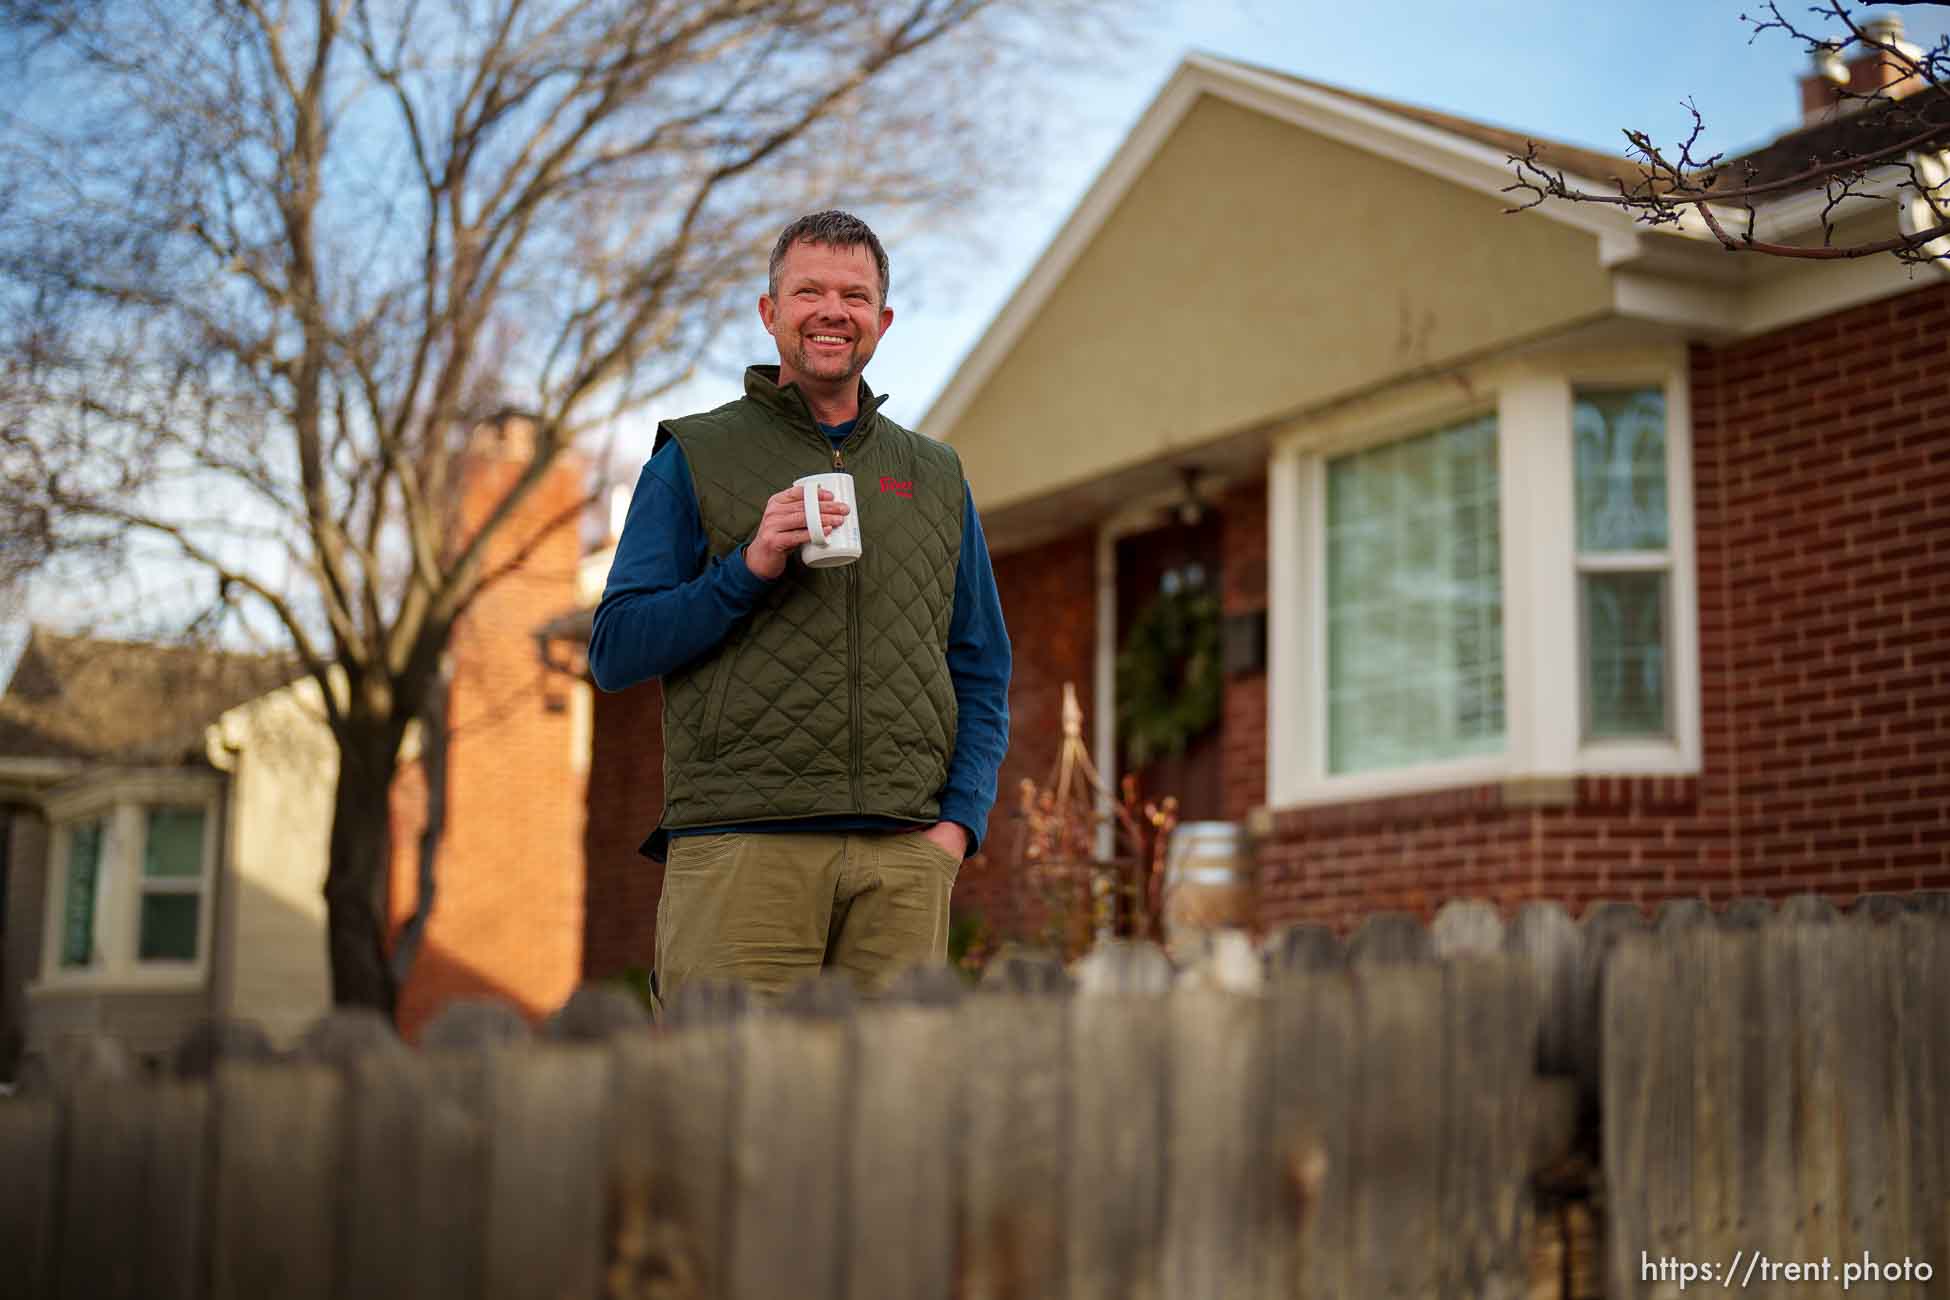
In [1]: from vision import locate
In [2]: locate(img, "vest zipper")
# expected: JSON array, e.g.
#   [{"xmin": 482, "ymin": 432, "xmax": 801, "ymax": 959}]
[{"xmin": 847, "ymin": 562, "xmax": 864, "ymax": 810}]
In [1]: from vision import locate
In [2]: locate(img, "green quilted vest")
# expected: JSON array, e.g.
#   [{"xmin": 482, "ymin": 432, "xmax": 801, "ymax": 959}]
[{"xmin": 658, "ymin": 366, "xmax": 964, "ymax": 831}]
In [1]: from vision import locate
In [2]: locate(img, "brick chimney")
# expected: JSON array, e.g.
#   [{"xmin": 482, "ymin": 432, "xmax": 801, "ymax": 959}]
[
  {"xmin": 1799, "ymin": 13, "xmax": 1928, "ymax": 125},
  {"xmin": 389, "ymin": 412, "xmax": 591, "ymax": 1039}
]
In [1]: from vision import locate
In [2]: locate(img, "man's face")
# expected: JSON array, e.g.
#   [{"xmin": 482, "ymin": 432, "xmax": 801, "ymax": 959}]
[{"xmin": 759, "ymin": 239, "xmax": 893, "ymax": 392}]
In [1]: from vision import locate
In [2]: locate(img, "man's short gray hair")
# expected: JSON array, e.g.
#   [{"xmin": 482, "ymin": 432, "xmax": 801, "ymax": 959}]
[{"xmin": 767, "ymin": 211, "xmax": 890, "ymax": 306}]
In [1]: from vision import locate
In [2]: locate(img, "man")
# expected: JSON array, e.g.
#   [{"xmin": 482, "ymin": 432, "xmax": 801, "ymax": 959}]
[{"xmin": 588, "ymin": 210, "xmax": 1011, "ymax": 1011}]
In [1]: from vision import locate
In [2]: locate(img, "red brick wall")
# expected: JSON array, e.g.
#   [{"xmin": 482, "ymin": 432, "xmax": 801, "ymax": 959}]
[
  {"xmin": 1702, "ymin": 282, "xmax": 1950, "ymax": 898},
  {"xmin": 574, "ymin": 526, "xmax": 1104, "ymax": 966},
  {"xmin": 965, "ymin": 528, "xmax": 1099, "ymax": 938},
  {"xmin": 581, "ymin": 680, "xmax": 665, "ymax": 981},
  {"xmin": 1220, "ymin": 480, "xmax": 1270, "ymax": 823},
  {"xmin": 1243, "ymin": 280, "xmax": 1950, "ymax": 931},
  {"xmin": 389, "ymin": 426, "xmax": 589, "ymax": 1038}
]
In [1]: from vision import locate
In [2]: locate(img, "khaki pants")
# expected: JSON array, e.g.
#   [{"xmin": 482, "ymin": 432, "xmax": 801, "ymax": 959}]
[{"xmin": 653, "ymin": 830, "xmax": 960, "ymax": 1013}]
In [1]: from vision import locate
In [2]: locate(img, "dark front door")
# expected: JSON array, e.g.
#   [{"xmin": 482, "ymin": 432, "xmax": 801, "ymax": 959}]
[{"xmin": 1115, "ymin": 512, "xmax": 1225, "ymax": 823}]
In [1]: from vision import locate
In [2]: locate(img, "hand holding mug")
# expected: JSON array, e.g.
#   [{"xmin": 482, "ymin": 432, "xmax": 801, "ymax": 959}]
[
  {"xmin": 745, "ymin": 482, "xmax": 851, "ymax": 581},
  {"xmin": 792, "ymin": 472, "xmax": 862, "ymax": 568}
]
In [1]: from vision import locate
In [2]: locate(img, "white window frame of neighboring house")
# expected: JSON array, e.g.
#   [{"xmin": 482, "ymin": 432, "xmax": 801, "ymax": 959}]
[
  {"xmin": 35, "ymin": 769, "xmax": 222, "ymax": 991},
  {"xmin": 1266, "ymin": 348, "xmax": 1701, "ymax": 808}
]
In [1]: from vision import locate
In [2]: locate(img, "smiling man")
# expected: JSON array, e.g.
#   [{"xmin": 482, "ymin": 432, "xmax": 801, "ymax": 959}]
[{"xmin": 588, "ymin": 211, "xmax": 1012, "ymax": 1012}]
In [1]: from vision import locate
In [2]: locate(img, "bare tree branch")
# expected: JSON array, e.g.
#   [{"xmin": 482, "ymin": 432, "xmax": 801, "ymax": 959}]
[
  {"xmin": 1505, "ymin": 0, "xmax": 1950, "ymax": 263},
  {"xmin": 3, "ymin": 0, "xmax": 1134, "ymax": 1010}
]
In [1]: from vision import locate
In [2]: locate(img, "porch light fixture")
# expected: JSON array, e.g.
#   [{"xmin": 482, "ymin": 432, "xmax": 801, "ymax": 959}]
[{"xmin": 1176, "ymin": 466, "xmax": 1205, "ymax": 526}]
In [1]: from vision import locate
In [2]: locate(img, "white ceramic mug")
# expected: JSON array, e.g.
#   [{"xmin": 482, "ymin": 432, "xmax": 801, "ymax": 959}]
[{"xmin": 793, "ymin": 471, "xmax": 862, "ymax": 568}]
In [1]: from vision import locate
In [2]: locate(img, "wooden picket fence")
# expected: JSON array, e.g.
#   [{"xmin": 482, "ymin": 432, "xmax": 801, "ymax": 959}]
[
  {"xmin": 1604, "ymin": 915, "xmax": 1950, "ymax": 1299},
  {"xmin": 2, "ymin": 892, "xmax": 1947, "ymax": 1300}
]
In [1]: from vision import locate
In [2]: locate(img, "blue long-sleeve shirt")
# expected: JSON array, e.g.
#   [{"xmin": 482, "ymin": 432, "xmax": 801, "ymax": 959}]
[{"xmin": 588, "ymin": 422, "xmax": 1012, "ymax": 860}]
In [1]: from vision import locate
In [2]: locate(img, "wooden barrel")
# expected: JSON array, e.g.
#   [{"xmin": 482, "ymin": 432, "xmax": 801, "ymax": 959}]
[{"xmin": 1161, "ymin": 821, "xmax": 1254, "ymax": 953}]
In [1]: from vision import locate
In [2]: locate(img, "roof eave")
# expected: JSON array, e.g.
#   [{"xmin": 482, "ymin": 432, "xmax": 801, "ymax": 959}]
[{"xmin": 919, "ymin": 54, "xmax": 1687, "ymax": 443}]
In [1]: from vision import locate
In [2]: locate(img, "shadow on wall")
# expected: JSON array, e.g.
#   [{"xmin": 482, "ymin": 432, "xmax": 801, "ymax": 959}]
[{"xmin": 393, "ymin": 935, "xmax": 543, "ymax": 1044}]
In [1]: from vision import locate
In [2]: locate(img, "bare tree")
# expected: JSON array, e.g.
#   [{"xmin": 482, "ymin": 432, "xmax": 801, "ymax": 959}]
[
  {"xmin": 1507, "ymin": 1, "xmax": 1950, "ymax": 264},
  {"xmin": 0, "ymin": 0, "xmax": 1121, "ymax": 1013}
]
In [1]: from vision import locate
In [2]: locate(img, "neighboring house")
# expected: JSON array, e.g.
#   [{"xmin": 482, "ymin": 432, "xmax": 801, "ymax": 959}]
[
  {"xmin": 559, "ymin": 39, "xmax": 1950, "ymax": 967},
  {"xmin": 926, "ymin": 49, "xmax": 1950, "ymax": 931},
  {"xmin": 0, "ymin": 418, "xmax": 593, "ymax": 1070},
  {"xmin": 0, "ymin": 631, "xmax": 328, "ymax": 1074}
]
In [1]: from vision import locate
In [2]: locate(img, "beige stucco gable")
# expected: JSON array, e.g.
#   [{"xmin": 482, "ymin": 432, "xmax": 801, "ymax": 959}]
[{"xmin": 937, "ymin": 91, "xmax": 1612, "ymax": 515}]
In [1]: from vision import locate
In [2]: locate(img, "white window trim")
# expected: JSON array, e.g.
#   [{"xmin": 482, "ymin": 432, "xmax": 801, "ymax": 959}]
[
  {"xmin": 35, "ymin": 768, "xmax": 222, "ymax": 992},
  {"xmin": 1267, "ymin": 349, "xmax": 1701, "ymax": 808}
]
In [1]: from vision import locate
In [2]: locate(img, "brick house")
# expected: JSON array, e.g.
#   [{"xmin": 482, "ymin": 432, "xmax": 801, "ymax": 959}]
[
  {"xmin": 0, "ymin": 416, "xmax": 593, "ymax": 1064},
  {"xmin": 0, "ymin": 632, "xmax": 328, "ymax": 1073},
  {"xmin": 921, "ymin": 51, "xmax": 1950, "ymax": 933},
  {"xmin": 566, "ymin": 48, "xmax": 1948, "ymax": 971}
]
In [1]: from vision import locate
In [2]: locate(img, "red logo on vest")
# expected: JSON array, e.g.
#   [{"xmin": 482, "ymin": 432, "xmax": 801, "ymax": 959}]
[{"xmin": 879, "ymin": 476, "xmax": 914, "ymax": 499}]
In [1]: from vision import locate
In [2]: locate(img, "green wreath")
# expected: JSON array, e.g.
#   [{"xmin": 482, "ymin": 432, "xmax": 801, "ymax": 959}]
[{"xmin": 1116, "ymin": 584, "xmax": 1222, "ymax": 768}]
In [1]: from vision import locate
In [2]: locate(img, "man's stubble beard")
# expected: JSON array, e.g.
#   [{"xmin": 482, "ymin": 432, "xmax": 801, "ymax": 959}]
[{"xmin": 792, "ymin": 336, "xmax": 869, "ymax": 385}]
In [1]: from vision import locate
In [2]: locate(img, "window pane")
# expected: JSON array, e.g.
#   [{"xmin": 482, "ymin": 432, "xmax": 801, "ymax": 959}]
[
  {"xmin": 1575, "ymin": 388, "xmax": 1667, "ymax": 551},
  {"xmin": 62, "ymin": 819, "xmax": 105, "ymax": 968},
  {"xmin": 145, "ymin": 807, "xmax": 205, "ymax": 879},
  {"xmin": 139, "ymin": 893, "xmax": 200, "ymax": 962},
  {"xmin": 1584, "ymin": 571, "xmax": 1669, "ymax": 738},
  {"xmin": 1327, "ymin": 413, "xmax": 1504, "ymax": 774}
]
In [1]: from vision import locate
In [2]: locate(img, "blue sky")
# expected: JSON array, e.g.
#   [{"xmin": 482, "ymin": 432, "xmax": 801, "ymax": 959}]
[
  {"xmin": 11, "ymin": 1, "xmax": 1944, "ymax": 668},
  {"xmin": 812, "ymin": 0, "xmax": 1950, "ymax": 438}
]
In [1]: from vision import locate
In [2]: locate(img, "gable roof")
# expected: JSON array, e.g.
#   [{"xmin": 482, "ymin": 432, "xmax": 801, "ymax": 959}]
[
  {"xmin": 924, "ymin": 50, "xmax": 1946, "ymax": 446},
  {"xmin": 922, "ymin": 52, "xmax": 1659, "ymax": 442},
  {"xmin": 0, "ymin": 629, "xmax": 302, "ymax": 766},
  {"xmin": 1721, "ymin": 80, "xmax": 1950, "ymax": 191},
  {"xmin": 1234, "ymin": 60, "xmax": 1646, "ymax": 193}
]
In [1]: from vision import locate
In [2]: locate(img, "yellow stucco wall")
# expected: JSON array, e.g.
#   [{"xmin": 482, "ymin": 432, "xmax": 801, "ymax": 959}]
[
  {"xmin": 213, "ymin": 680, "xmax": 336, "ymax": 1046},
  {"xmin": 940, "ymin": 93, "xmax": 1612, "ymax": 510}
]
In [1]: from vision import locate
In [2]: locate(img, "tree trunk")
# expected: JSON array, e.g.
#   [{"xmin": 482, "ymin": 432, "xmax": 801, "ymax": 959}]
[
  {"xmin": 389, "ymin": 663, "xmax": 449, "ymax": 987},
  {"xmin": 326, "ymin": 723, "xmax": 404, "ymax": 1015}
]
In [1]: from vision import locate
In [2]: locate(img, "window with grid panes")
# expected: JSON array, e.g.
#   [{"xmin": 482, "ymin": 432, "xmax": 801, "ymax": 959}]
[
  {"xmin": 61, "ymin": 817, "xmax": 107, "ymax": 968},
  {"xmin": 139, "ymin": 806, "xmax": 205, "ymax": 961},
  {"xmin": 1573, "ymin": 388, "xmax": 1671, "ymax": 740},
  {"xmin": 1325, "ymin": 411, "xmax": 1504, "ymax": 773}
]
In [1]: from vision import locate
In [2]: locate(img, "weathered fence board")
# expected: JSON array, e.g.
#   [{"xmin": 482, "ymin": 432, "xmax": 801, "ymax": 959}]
[
  {"xmin": 1576, "ymin": 901, "xmax": 1647, "ymax": 1114},
  {"xmin": 844, "ymin": 1006, "xmax": 957, "ymax": 1300},
  {"xmin": 1839, "ymin": 925, "xmax": 1905, "ymax": 1286},
  {"xmin": 143, "ymin": 1080, "xmax": 210, "ymax": 1300},
  {"xmin": 1348, "ymin": 911, "xmax": 1433, "ymax": 967},
  {"xmin": 1607, "ymin": 919, "xmax": 1950, "ymax": 1299},
  {"xmin": 410, "ymin": 1053, "xmax": 490, "ymax": 1300},
  {"xmin": 21, "ymin": 905, "xmax": 1950, "ymax": 1300},
  {"xmin": 1431, "ymin": 899, "xmax": 1504, "ymax": 959},
  {"xmin": 1648, "ymin": 936, "xmax": 1695, "ymax": 1275},
  {"xmin": 58, "ymin": 1079, "xmax": 150, "ymax": 1300},
  {"xmin": 1506, "ymin": 902, "xmax": 1580, "ymax": 1077},
  {"xmin": 1353, "ymin": 965, "xmax": 1444, "ymax": 1298},
  {"xmin": 956, "ymin": 994, "xmax": 1068, "ymax": 1300},
  {"xmin": 1261, "ymin": 972, "xmax": 1355, "ymax": 1300},
  {"xmin": 336, "ymin": 1053, "xmax": 434, "ymax": 1300},
  {"xmin": 1161, "ymin": 990, "xmax": 1268, "ymax": 1299},
  {"xmin": 1438, "ymin": 957, "xmax": 1536, "ymax": 1299},
  {"xmin": 1901, "ymin": 918, "xmax": 1950, "ymax": 1296},
  {"xmin": 728, "ymin": 1018, "xmax": 849, "ymax": 1300},
  {"xmin": 484, "ymin": 1045, "xmax": 610, "ymax": 1300},
  {"xmin": 609, "ymin": 1026, "xmax": 739, "ymax": 1300},
  {"xmin": 211, "ymin": 1063, "xmax": 343, "ymax": 1300},
  {"xmin": 1601, "ymin": 938, "xmax": 1656, "ymax": 1299},
  {"xmin": 1067, "ymin": 993, "xmax": 1168, "ymax": 1300},
  {"xmin": 0, "ymin": 1097, "xmax": 59, "ymax": 1300},
  {"xmin": 1685, "ymin": 930, "xmax": 1738, "ymax": 1272}
]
